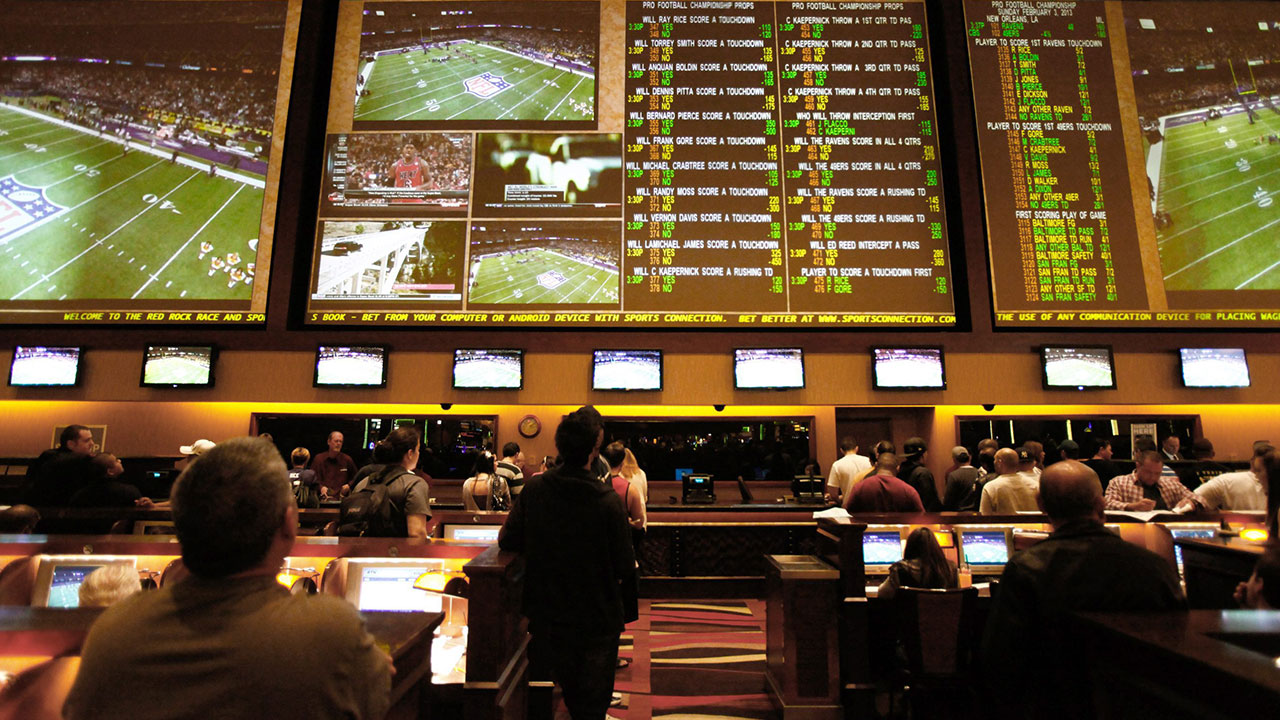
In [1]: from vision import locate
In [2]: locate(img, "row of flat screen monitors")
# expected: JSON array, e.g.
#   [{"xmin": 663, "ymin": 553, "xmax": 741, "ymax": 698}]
[
  {"xmin": 863, "ymin": 525, "xmax": 1219, "ymax": 575},
  {"xmin": 7, "ymin": 345, "xmax": 1253, "ymax": 390},
  {"xmin": 4, "ymin": 0, "xmax": 1280, "ymax": 330}
]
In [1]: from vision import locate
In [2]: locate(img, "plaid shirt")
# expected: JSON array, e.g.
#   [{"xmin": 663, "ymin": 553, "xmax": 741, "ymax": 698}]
[{"xmin": 1103, "ymin": 470, "xmax": 1198, "ymax": 510}]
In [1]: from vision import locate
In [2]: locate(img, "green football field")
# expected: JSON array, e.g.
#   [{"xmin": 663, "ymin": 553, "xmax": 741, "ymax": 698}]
[
  {"xmin": 1155, "ymin": 106, "xmax": 1280, "ymax": 291},
  {"xmin": 353, "ymin": 41, "xmax": 595, "ymax": 123},
  {"xmin": 143, "ymin": 356, "xmax": 210, "ymax": 384},
  {"xmin": 468, "ymin": 248, "xmax": 617, "ymax": 305},
  {"xmin": 0, "ymin": 102, "xmax": 266, "ymax": 302},
  {"xmin": 1045, "ymin": 358, "xmax": 1113, "ymax": 387}
]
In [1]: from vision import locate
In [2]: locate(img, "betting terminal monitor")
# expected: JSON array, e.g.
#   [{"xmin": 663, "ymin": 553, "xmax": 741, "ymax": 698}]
[
  {"xmin": 8, "ymin": 346, "xmax": 82, "ymax": 387},
  {"xmin": 1168, "ymin": 525, "xmax": 1219, "ymax": 569},
  {"xmin": 872, "ymin": 347, "xmax": 947, "ymax": 390},
  {"xmin": 956, "ymin": 528, "xmax": 1014, "ymax": 575},
  {"xmin": 1040, "ymin": 346, "xmax": 1116, "ymax": 390},
  {"xmin": 682, "ymin": 473, "xmax": 715, "ymax": 505},
  {"xmin": 1179, "ymin": 348, "xmax": 1250, "ymax": 388},
  {"xmin": 140, "ymin": 345, "xmax": 216, "ymax": 388},
  {"xmin": 343, "ymin": 559, "xmax": 446, "ymax": 613},
  {"xmin": 31, "ymin": 555, "xmax": 138, "ymax": 608},
  {"xmin": 591, "ymin": 349, "xmax": 662, "ymax": 391},
  {"xmin": 452, "ymin": 348, "xmax": 523, "ymax": 390},
  {"xmin": 862, "ymin": 528, "xmax": 907, "ymax": 575},
  {"xmin": 733, "ymin": 348, "xmax": 804, "ymax": 390},
  {"xmin": 314, "ymin": 345, "xmax": 388, "ymax": 388},
  {"xmin": 441, "ymin": 524, "xmax": 502, "ymax": 543}
]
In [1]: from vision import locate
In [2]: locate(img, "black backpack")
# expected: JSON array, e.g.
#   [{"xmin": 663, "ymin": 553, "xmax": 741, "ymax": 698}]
[
  {"xmin": 337, "ymin": 466, "xmax": 412, "ymax": 537},
  {"xmin": 289, "ymin": 469, "xmax": 320, "ymax": 509}
]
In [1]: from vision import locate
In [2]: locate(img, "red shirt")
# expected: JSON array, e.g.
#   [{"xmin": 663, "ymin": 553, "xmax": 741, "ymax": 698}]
[
  {"xmin": 845, "ymin": 473, "xmax": 924, "ymax": 513},
  {"xmin": 392, "ymin": 158, "xmax": 424, "ymax": 188}
]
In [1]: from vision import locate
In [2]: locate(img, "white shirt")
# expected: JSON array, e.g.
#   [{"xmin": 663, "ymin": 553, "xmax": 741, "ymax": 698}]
[
  {"xmin": 1194, "ymin": 470, "xmax": 1266, "ymax": 511},
  {"xmin": 827, "ymin": 452, "xmax": 872, "ymax": 499}
]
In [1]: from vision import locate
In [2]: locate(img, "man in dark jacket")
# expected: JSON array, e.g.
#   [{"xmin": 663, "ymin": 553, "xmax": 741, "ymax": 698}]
[
  {"xmin": 499, "ymin": 406, "xmax": 635, "ymax": 719},
  {"xmin": 897, "ymin": 437, "xmax": 941, "ymax": 511},
  {"xmin": 980, "ymin": 460, "xmax": 1185, "ymax": 719}
]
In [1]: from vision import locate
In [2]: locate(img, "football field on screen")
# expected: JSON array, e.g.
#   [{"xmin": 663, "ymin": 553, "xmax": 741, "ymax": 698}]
[
  {"xmin": 468, "ymin": 248, "xmax": 616, "ymax": 305},
  {"xmin": 1154, "ymin": 107, "xmax": 1280, "ymax": 291},
  {"xmin": 353, "ymin": 42, "xmax": 595, "ymax": 123},
  {"xmin": 0, "ymin": 103, "xmax": 265, "ymax": 302}
]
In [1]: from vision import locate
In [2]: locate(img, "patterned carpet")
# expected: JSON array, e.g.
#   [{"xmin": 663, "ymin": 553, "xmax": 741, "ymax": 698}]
[{"xmin": 609, "ymin": 599, "xmax": 778, "ymax": 720}]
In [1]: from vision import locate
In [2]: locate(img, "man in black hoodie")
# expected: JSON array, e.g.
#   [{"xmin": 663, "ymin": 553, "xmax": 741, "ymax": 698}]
[
  {"xmin": 897, "ymin": 436, "xmax": 941, "ymax": 511},
  {"xmin": 499, "ymin": 406, "xmax": 636, "ymax": 719}
]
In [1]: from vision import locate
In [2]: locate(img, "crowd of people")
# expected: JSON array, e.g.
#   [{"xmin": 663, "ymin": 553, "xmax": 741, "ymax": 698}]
[
  {"xmin": 0, "ymin": 61, "xmax": 276, "ymax": 138},
  {"xmin": 6, "ymin": 416, "xmax": 1280, "ymax": 718}
]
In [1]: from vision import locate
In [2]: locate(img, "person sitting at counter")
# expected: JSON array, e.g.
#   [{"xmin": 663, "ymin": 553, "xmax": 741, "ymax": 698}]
[
  {"xmin": 980, "ymin": 460, "xmax": 1185, "ymax": 720},
  {"xmin": 65, "ymin": 437, "xmax": 392, "ymax": 720},
  {"xmin": 876, "ymin": 526, "xmax": 958, "ymax": 601},
  {"xmin": 844, "ymin": 453, "xmax": 923, "ymax": 513},
  {"xmin": 1234, "ymin": 547, "xmax": 1280, "ymax": 610},
  {"xmin": 979, "ymin": 448, "xmax": 1040, "ymax": 514},
  {"xmin": 1177, "ymin": 443, "xmax": 1272, "ymax": 512},
  {"xmin": 69, "ymin": 453, "xmax": 141, "ymax": 507},
  {"xmin": 1105, "ymin": 450, "xmax": 1200, "ymax": 512}
]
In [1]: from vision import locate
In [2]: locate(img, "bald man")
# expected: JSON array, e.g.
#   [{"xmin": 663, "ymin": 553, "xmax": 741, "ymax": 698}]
[
  {"xmin": 978, "ymin": 448, "xmax": 1039, "ymax": 514},
  {"xmin": 980, "ymin": 461, "xmax": 1185, "ymax": 719}
]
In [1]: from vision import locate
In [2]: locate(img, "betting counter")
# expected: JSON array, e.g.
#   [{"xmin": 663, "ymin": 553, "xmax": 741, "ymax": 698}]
[
  {"xmin": 0, "ymin": 536, "xmax": 531, "ymax": 720},
  {"xmin": 814, "ymin": 511, "xmax": 1269, "ymax": 715}
]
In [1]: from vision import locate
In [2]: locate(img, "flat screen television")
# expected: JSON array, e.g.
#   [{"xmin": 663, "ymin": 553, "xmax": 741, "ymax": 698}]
[
  {"xmin": 314, "ymin": 346, "xmax": 387, "ymax": 387},
  {"xmin": 1040, "ymin": 346, "xmax": 1116, "ymax": 390},
  {"xmin": 1169, "ymin": 525, "xmax": 1219, "ymax": 568},
  {"xmin": 31, "ymin": 555, "xmax": 138, "ymax": 608},
  {"xmin": 140, "ymin": 345, "xmax": 215, "ymax": 388},
  {"xmin": 343, "ymin": 559, "xmax": 446, "ymax": 613},
  {"xmin": 441, "ymin": 525, "xmax": 502, "ymax": 543},
  {"xmin": 956, "ymin": 528, "xmax": 1014, "ymax": 574},
  {"xmin": 872, "ymin": 347, "xmax": 946, "ymax": 389},
  {"xmin": 592, "ymin": 349, "xmax": 662, "ymax": 391},
  {"xmin": 452, "ymin": 349, "xmax": 523, "ymax": 389},
  {"xmin": 733, "ymin": 348, "xmax": 804, "ymax": 390},
  {"xmin": 862, "ymin": 528, "xmax": 906, "ymax": 574},
  {"xmin": 1179, "ymin": 348, "xmax": 1250, "ymax": 388},
  {"xmin": 9, "ymin": 346, "xmax": 81, "ymax": 387}
]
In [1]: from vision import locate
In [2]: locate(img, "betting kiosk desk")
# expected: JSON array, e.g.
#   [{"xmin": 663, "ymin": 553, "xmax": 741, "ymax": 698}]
[
  {"xmin": 1175, "ymin": 535, "xmax": 1267, "ymax": 609},
  {"xmin": 815, "ymin": 511, "xmax": 1269, "ymax": 716},
  {"xmin": 0, "ymin": 534, "xmax": 529, "ymax": 720},
  {"xmin": 1071, "ymin": 610, "xmax": 1280, "ymax": 720}
]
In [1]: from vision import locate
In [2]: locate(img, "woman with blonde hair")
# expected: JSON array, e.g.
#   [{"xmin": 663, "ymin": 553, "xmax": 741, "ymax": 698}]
[{"xmin": 619, "ymin": 446, "xmax": 648, "ymax": 504}]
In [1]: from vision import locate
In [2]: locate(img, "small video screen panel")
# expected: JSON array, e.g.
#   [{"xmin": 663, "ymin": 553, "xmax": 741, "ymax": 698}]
[
  {"xmin": 959, "ymin": 530, "xmax": 1011, "ymax": 568},
  {"xmin": 453, "ymin": 349, "xmax": 523, "ymax": 389},
  {"xmin": 734, "ymin": 348, "xmax": 804, "ymax": 390},
  {"xmin": 592, "ymin": 349, "xmax": 662, "ymax": 391},
  {"xmin": 8, "ymin": 346, "xmax": 81, "ymax": 387},
  {"xmin": 320, "ymin": 133, "xmax": 471, "ymax": 217},
  {"xmin": 467, "ymin": 221, "xmax": 619, "ymax": 308},
  {"xmin": 442, "ymin": 525, "xmax": 501, "ymax": 543},
  {"xmin": 862, "ymin": 530, "xmax": 905, "ymax": 566},
  {"xmin": 348, "ymin": 1, "xmax": 600, "ymax": 130},
  {"xmin": 32, "ymin": 556, "xmax": 137, "ymax": 608},
  {"xmin": 354, "ymin": 564, "xmax": 442, "ymax": 613},
  {"xmin": 1041, "ymin": 346, "xmax": 1116, "ymax": 390},
  {"xmin": 312, "ymin": 220, "xmax": 466, "ymax": 304},
  {"xmin": 1170, "ymin": 526, "xmax": 1219, "ymax": 567},
  {"xmin": 315, "ymin": 345, "xmax": 387, "ymax": 387},
  {"xmin": 141, "ymin": 345, "xmax": 215, "ymax": 387},
  {"xmin": 472, "ymin": 133, "xmax": 621, "ymax": 216},
  {"xmin": 1179, "ymin": 348, "xmax": 1250, "ymax": 388},
  {"xmin": 872, "ymin": 347, "xmax": 946, "ymax": 390}
]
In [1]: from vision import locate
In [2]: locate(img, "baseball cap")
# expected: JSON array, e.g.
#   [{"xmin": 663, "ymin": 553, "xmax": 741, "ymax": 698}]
[
  {"xmin": 180, "ymin": 439, "xmax": 216, "ymax": 456},
  {"xmin": 951, "ymin": 446, "xmax": 970, "ymax": 462},
  {"xmin": 1016, "ymin": 447, "xmax": 1034, "ymax": 464},
  {"xmin": 904, "ymin": 437, "xmax": 927, "ymax": 457},
  {"xmin": 1058, "ymin": 439, "xmax": 1080, "ymax": 455}
]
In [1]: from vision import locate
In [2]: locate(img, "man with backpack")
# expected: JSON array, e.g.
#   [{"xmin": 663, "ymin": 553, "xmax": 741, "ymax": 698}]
[{"xmin": 339, "ymin": 427, "xmax": 430, "ymax": 538}]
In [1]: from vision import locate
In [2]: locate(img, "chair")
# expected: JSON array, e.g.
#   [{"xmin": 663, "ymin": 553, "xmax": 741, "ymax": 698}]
[
  {"xmin": 0, "ymin": 556, "xmax": 38, "ymax": 606},
  {"xmin": 892, "ymin": 586, "xmax": 980, "ymax": 719}
]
